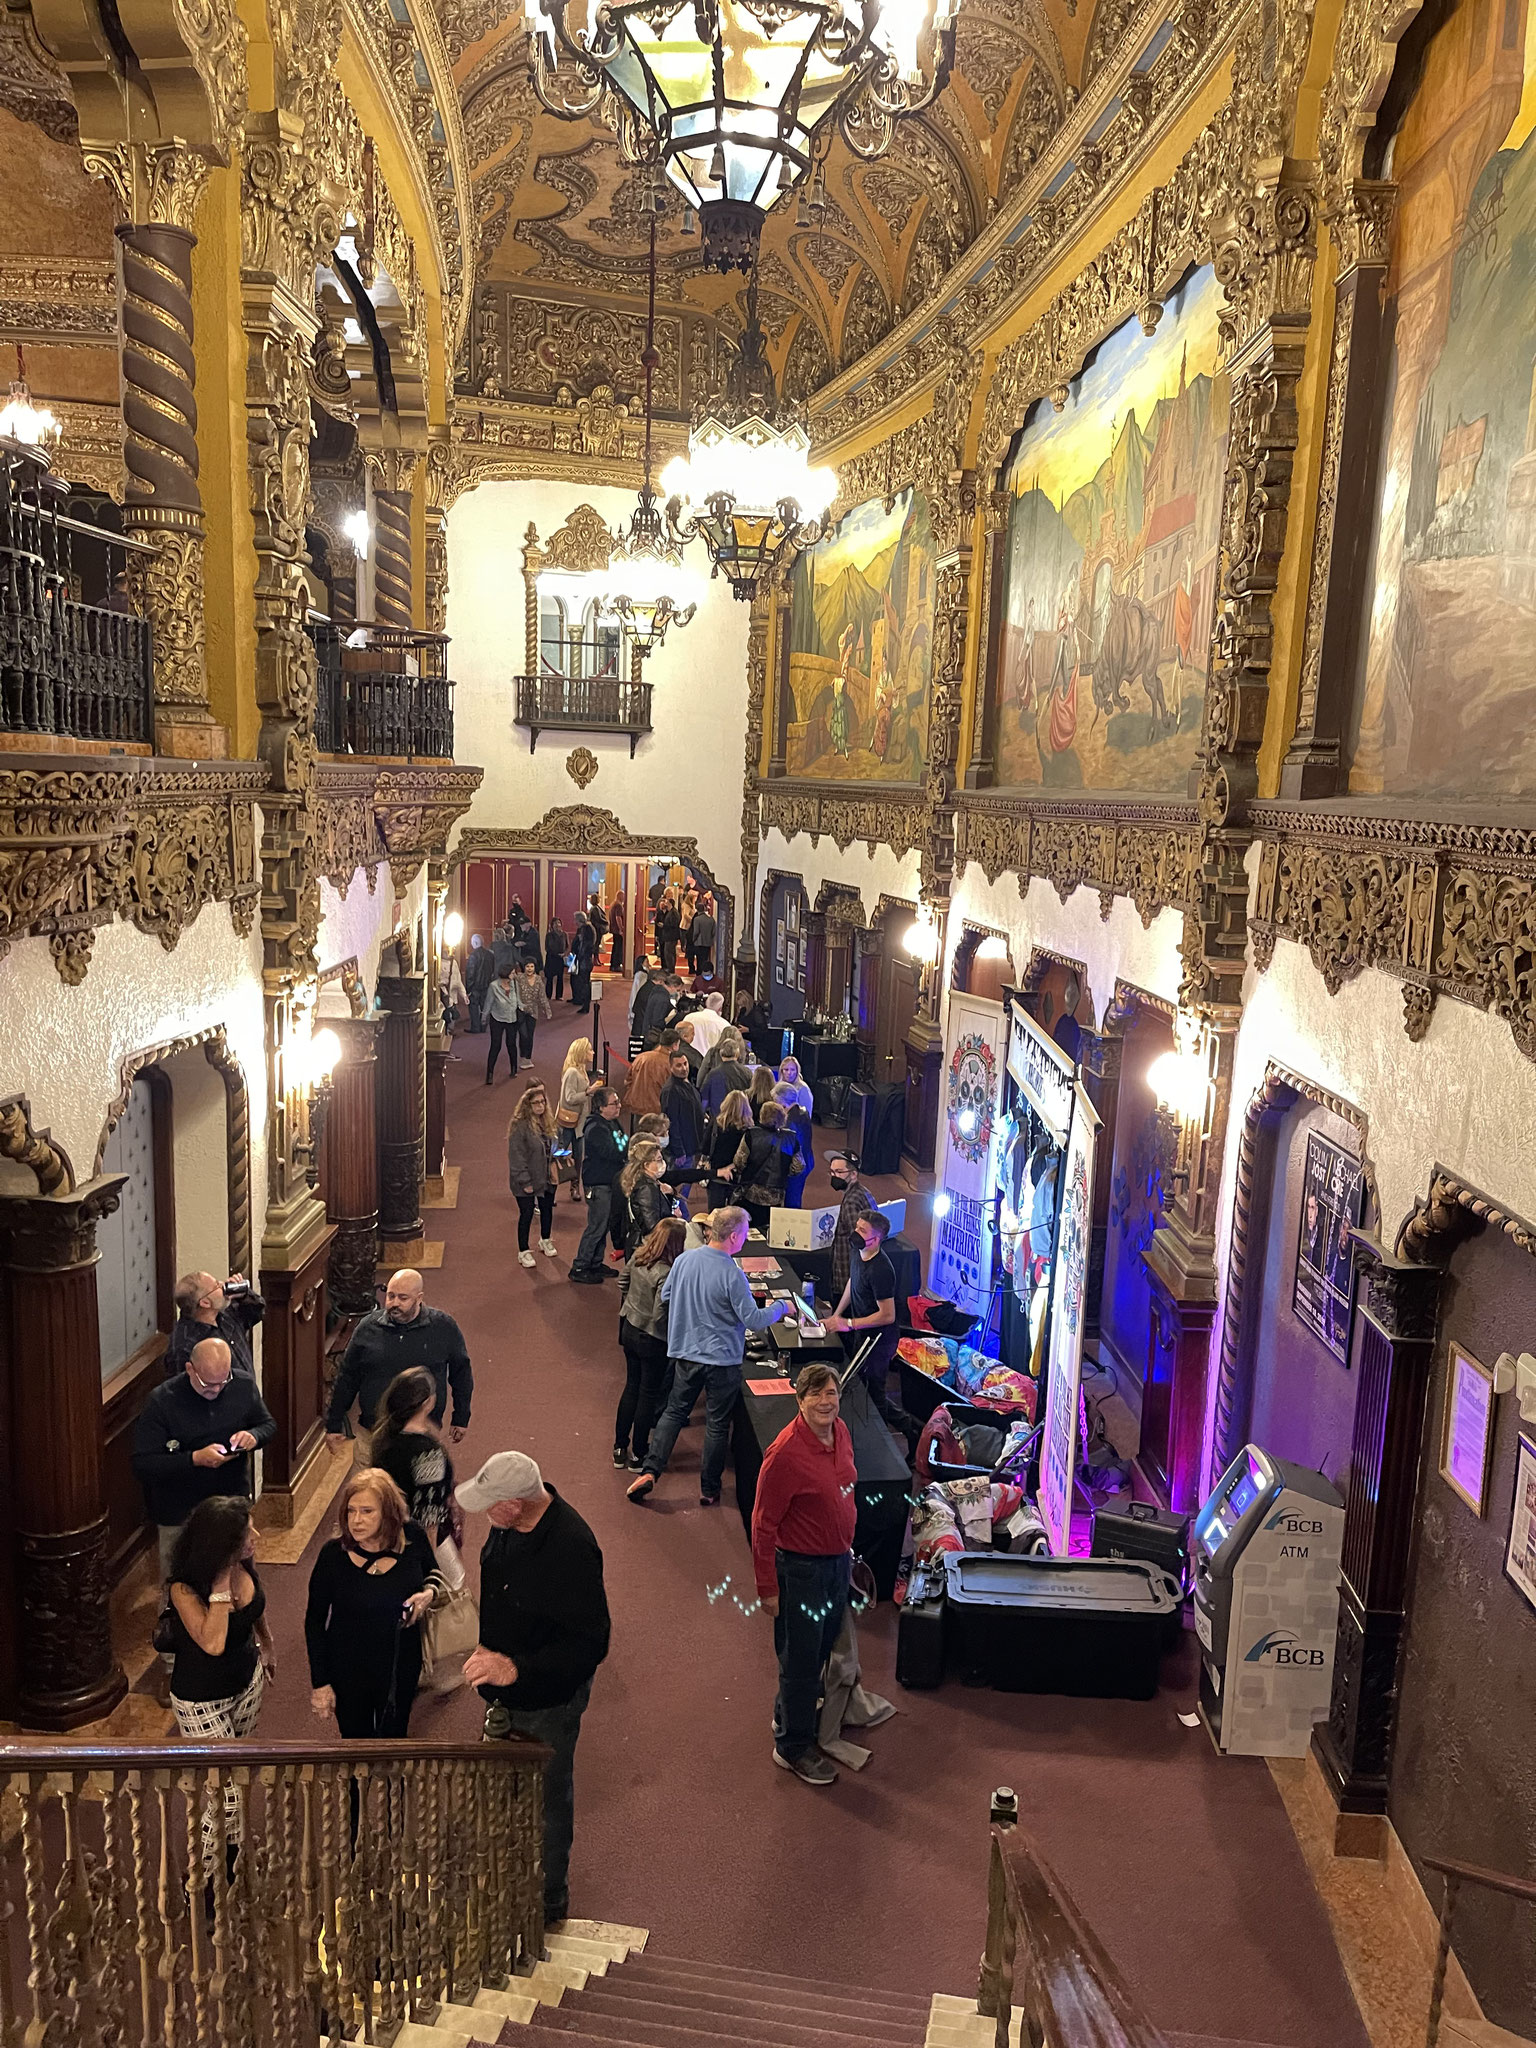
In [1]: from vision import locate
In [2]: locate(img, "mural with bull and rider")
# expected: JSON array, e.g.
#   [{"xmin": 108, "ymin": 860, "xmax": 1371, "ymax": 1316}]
[{"xmin": 993, "ymin": 265, "xmax": 1228, "ymax": 792}]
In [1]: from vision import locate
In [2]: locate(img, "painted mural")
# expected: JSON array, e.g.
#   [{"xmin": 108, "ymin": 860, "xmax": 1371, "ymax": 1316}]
[
  {"xmin": 994, "ymin": 266, "xmax": 1228, "ymax": 791},
  {"xmin": 1350, "ymin": 0, "xmax": 1536, "ymax": 799},
  {"xmin": 786, "ymin": 486, "xmax": 934, "ymax": 781}
]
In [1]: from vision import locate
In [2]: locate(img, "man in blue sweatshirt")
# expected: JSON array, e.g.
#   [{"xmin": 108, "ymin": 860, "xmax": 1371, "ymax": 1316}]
[{"xmin": 626, "ymin": 1206, "xmax": 790, "ymax": 1508}]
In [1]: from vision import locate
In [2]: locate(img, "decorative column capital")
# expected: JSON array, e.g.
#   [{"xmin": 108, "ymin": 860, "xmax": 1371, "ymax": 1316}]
[
  {"xmin": 0, "ymin": 1174, "xmax": 127, "ymax": 1272},
  {"xmin": 83, "ymin": 142, "xmax": 215, "ymax": 232}
]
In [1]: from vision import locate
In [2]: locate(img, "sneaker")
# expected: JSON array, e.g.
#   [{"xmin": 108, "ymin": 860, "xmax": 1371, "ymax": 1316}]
[
  {"xmin": 519, "ymin": 1250, "xmax": 536, "ymax": 1269},
  {"xmin": 626, "ymin": 1473, "xmax": 656, "ymax": 1503},
  {"xmin": 773, "ymin": 1748, "xmax": 838, "ymax": 1786},
  {"xmin": 540, "ymin": 1238, "xmax": 558, "ymax": 1258},
  {"xmin": 569, "ymin": 1270, "xmax": 604, "ymax": 1285},
  {"xmin": 626, "ymin": 1453, "xmax": 644, "ymax": 1470},
  {"xmin": 699, "ymin": 1493, "xmax": 720, "ymax": 1508},
  {"xmin": 612, "ymin": 1446, "xmax": 628, "ymax": 1468}
]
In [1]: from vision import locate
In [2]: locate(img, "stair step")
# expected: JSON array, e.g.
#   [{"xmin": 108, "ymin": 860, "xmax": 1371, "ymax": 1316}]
[
  {"xmin": 481, "ymin": 1975, "xmax": 567, "ymax": 2012},
  {"xmin": 621, "ymin": 1955, "xmax": 930, "ymax": 2018},
  {"xmin": 571, "ymin": 1983, "xmax": 924, "ymax": 2045},
  {"xmin": 393, "ymin": 2017, "xmax": 501, "ymax": 2048},
  {"xmin": 544, "ymin": 1936, "xmax": 617, "ymax": 1973},
  {"xmin": 928, "ymin": 1993, "xmax": 1025, "ymax": 2044},
  {"xmin": 558, "ymin": 1920, "xmax": 648, "ymax": 1955},
  {"xmin": 518, "ymin": 2005, "xmax": 910, "ymax": 2048}
]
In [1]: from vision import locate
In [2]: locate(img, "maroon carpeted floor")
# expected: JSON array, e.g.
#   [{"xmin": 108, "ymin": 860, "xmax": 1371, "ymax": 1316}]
[{"xmin": 254, "ymin": 1002, "xmax": 1367, "ymax": 2044}]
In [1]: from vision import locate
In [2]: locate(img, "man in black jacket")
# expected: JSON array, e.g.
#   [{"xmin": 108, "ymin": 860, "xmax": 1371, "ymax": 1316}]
[
  {"xmin": 690, "ymin": 899, "xmax": 717, "ymax": 977},
  {"xmin": 460, "ymin": 1451, "xmax": 610, "ymax": 1927},
  {"xmin": 659, "ymin": 1048, "xmax": 705, "ymax": 1174},
  {"xmin": 464, "ymin": 933, "xmax": 495, "ymax": 1032},
  {"xmin": 567, "ymin": 1089, "xmax": 626, "ymax": 1283},
  {"xmin": 134, "ymin": 1337, "xmax": 277, "ymax": 1584},
  {"xmin": 631, "ymin": 964, "xmax": 672, "ymax": 1049},
  {"xmin": 162, "ymin": 1270, "xmax": 265, "ymax": 1381},
  {"xmin": 324, "ymin": 1268, "xmax": 473, "ymax": 1449}
]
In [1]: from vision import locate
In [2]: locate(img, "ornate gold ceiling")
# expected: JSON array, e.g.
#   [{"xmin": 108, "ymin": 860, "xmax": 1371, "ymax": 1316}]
[{"xmin": 439, "ymin": 0, "xmax": 1097, "ymax": 400}]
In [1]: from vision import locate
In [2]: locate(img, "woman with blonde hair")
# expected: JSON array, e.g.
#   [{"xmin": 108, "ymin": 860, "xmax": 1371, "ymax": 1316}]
[
  {"xmin": 508, "ymin": 1079, "xmax": 559, "ymax": 1268},
  {"xmin": 620, "ymin": 1134, "xmax": 671, "ymax": 1249},
  {"xmin": 707, "ymin": 1088, "xmax": 754, "ymax": 1208},
  {"xmin": 557, "ymin": 1035, "xmax": 595, "ymax": 1202},
  {"xmin": 305, "ymin": 1467, "xmax": 435, "ymax": 1739},
  {"xmin": 615, "ymin": 1216, "xmax": 686, "ymax": 1468}
]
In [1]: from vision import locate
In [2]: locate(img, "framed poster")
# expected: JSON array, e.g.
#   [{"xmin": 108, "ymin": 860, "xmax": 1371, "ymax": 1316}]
[
  {"xmin": 1439, "ymin": 1343, "xmax": 1496, "ymax": 1515},
  {"xmin": 1040, "ymin": 1081, "xmax": 1102, "ymax": 1556},
  {"xmin": 775, "ymin": 919, "xmax": 786, "ymax": 975},
  {"xmin": 1504, "ymin": 1437, "xmax": 1536, "ymax": 1613},
  {"xmin": 1291, "ymin": 1130, "xmax": 1364, "ymax": 1363},
  {"xmin": 787, "ymin": 894, "xmax": 799, "ymax": 935}
]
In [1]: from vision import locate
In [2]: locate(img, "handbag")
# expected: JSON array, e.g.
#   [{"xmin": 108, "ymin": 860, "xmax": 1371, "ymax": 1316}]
[
  {"xmin": 152, "ymin": 1605, "xmax": 178, "ymax": 1656},
  {"xmin": 421, "ymin": 1539, "xmax": 479, "ymax": 1688}
]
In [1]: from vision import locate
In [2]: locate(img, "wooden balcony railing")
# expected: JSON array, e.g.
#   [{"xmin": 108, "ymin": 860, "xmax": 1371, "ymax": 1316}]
[
  {"xmin": 0, "ymin": 1734, "xmax": 548, "ymax": 2046},
  {"xmin": 311, "ymin": 621, "xmax": 456, "ymax": 759},
  {"xmin": 1423, "ymin": 1854, "xmax": 1536, "ymax": 2048},
  {"xmin": 514, "ymin": 672, "xmax": 653, "ymax": 756},
  {"xmin": 978, "ymin": 1789, "xmax": 1167, "ymax": 2048},
  {"xmin": 1, "ymin": 438, "xmax": 153, "ymax": 746}
]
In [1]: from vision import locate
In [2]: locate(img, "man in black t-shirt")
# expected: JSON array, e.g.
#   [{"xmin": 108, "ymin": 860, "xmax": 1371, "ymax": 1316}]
[{"xmin": 826, "ymin": 1210, "xmax": 919, "ymax": 1455}]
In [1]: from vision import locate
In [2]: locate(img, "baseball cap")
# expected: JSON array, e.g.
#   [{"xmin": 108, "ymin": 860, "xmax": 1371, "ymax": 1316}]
[{"xmin": 456, "ymin": 1451, "xmax": 545, "ymax": 1511}]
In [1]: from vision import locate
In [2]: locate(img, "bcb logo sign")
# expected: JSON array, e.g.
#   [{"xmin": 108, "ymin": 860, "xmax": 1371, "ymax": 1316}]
[{"xmin": 1244, "ymin": 1628, "xmax": 1326, "ymax": 1667}]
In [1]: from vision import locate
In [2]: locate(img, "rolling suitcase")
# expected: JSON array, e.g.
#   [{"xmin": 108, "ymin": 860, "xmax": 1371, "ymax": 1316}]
[{"xmin": 895, "ymin": 1562, "xmax": 948, "ymax": 1689}]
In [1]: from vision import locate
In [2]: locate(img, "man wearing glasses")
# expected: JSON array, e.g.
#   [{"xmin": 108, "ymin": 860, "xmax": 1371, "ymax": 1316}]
[
  {"xmin": 162, "ymin": 1270, "xmax": 266, "ymax": 1382},
  {"xmin": 134, "ymin": 1336, "xmax": 277, "ymax": 1593}
]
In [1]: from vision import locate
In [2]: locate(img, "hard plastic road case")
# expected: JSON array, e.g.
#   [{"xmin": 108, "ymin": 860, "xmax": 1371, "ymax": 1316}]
[
  {"xmin": 942, "ymin": 1553, "xmax": 1180, "ymax": 1699},
  {"xmin": 1091, "ymin": 1499, "xmax": 1191, "ymax": 1585},
  {"xmin": 895, "ymin": 1562, "xmax": 949, "ymax": 1689}
]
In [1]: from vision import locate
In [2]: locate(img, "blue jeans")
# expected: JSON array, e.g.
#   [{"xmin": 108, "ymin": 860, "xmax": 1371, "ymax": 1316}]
[
  {"xmin": 773, "ymin": 1551, "xmax": 851, "ymax": 1762},
  {"xmin": 497, "ymin": 1680, "xmax": 591, "ymax": 1919},
  {"xmin": 641, "ymin": 1358, "xmax": 741, "ymax": 1498},
  {"xmin": 569, "ymin": 1185, "xmax": 613, "ymax": 1275}
]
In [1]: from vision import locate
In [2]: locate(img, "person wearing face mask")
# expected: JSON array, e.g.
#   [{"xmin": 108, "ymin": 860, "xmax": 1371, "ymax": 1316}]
[
  {"xmin": 460, "ymin": 1452, "xmax": 610, "ymax": 1928},
  {"xmin": 134, "ymin": 1337, "xmax": 277, "ymax": 1595},
  {"xmin": 826, "ymin": 1151, "xmax": 878, "ymax": 1301},
  {"xmin": 324, "ymin": 1268, "xmax": 473, "ymax": 1451}
]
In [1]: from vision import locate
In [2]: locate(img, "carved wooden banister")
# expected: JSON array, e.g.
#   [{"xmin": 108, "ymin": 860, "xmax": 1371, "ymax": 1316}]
[
  {"xmin": 978, "ymin": 1793, "xmax": 1169, "ymax": 2048},
  {"xmin": 0, "ymin": 1734, "xmax": 551, "ymax": 2046},
  {"xmin": 1421, "ymin": 1852, "xmax": 1536, "ymax": 2048}
]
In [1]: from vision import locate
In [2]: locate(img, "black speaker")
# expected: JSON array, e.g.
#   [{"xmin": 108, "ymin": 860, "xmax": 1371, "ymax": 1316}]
[{"xmin": 848, "ymin": 1082, "xmax": 904, "ymax": 1177}]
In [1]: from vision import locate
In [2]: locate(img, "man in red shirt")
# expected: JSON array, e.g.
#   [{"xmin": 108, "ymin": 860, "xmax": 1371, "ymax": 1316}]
[{"xmin": 751, "ymin": 1363, "xmax": 857, "ymax": 1786}]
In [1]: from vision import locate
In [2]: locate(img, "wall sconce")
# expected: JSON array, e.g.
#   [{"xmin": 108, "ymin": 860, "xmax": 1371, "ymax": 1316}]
[
  {"xmin": 1147, "ymin": 1011, "xmax": 1208, "ymax": 1193},
  {"xmin": 1494, "ymin": 1351, "xmax": 1536, "ymax": 1422},
  {"xmin": 294, "ymin": 1027, "xmax": 341, "ymax": 1191},
  {"xmin": 441, "ymin": 909, "xmax": 464, "ymax": 950},
  {"xmin": 975, "ymin": 935, "xmax": 1009, "ymax": 962},
  {"xmin": 904, "ymin": 910, "xmax": 940, "ymax": 963},
  {"xmin": 342, "ymin": 509, "xmax": 370, "ymax": 557}
]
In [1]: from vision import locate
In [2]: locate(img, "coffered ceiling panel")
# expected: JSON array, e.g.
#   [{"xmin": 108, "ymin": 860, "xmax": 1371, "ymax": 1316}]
[{"xmin": 435, "ymin": 0, "xmax": 1088, "ymax": 400}]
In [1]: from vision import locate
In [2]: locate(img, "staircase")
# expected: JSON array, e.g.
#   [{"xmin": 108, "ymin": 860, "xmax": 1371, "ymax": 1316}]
[{"xmin": 340, "ymin": 1922, "xmax": 1019, "ymax": 2048}]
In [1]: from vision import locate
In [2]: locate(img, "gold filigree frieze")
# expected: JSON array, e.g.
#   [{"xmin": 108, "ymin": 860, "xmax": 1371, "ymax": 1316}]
[{"xmin": 759, "ymin": 782, "xmax": 926, "ymax": 861}]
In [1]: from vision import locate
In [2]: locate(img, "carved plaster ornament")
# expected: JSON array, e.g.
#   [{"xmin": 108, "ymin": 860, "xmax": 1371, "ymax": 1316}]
[{"xmin": 566, "ymin": 747, "xmax": 599, "ymax": 790}]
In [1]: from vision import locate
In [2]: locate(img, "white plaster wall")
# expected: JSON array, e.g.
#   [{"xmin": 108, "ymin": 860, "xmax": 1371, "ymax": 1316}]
[
  {"xmin": 318, "ymin": 866, "xmax": 397, "ymax": 1002},
  {"xmin": 447, "ymin": 480, "xmax": 751, "ymax": 899},
  {"xmin": 756, "ymin": 826, "xmax": 922, "ymax": 935},
  {"xmin": 0, "ymin": 903, "xmax": 267, "ymax": 1233},
  {"xmin": 162, "ymin": 1046, "xmax": 231, "ymax": 1280},
  {"xmin": 946, "ymin": 867, "xmax": 1186, "ymax": 1023}
]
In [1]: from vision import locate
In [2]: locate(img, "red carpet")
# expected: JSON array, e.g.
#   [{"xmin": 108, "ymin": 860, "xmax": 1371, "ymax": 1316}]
[{"xmin": 254, "ymin": 1005, "xmax": 1367, "ymax": 2043}]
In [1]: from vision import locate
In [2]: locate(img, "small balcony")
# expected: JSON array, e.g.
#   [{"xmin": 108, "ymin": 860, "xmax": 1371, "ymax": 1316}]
[
  {"xmin": 1, "ymin": 439, "xmax": 153, "ymax": 748},
  {"xmin": 514, "ymin": 672, "xmax": 653, "ymax": 757},
  {"xmin": 312, "ymin": 622, "xmax": 455, "ymax": 760}
]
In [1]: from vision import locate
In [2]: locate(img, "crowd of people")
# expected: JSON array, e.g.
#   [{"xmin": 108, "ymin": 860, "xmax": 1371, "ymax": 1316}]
[{"xmin": 141, "ymin": 874, "xmax": 897, "ymax": 1925}]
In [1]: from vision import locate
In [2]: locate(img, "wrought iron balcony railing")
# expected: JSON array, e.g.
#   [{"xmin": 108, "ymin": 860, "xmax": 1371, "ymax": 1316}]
[
  {"xmin": 514, "ymin": 671, "xmax": 653, "ymax": 756},
  {"xmin": 0, "ymin": 438, "xmax": 153, "ymax": 746},
  {"xmin": 311, "ymin": 621, "xmax": 456, "ymax": 760}
]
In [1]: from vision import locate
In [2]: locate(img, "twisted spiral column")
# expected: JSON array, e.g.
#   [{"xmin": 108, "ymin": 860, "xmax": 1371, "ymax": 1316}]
[
  {"xmin": 372, "ymin": 489, "xmax": 413, "ymax": 629},
  {"xmin": 116, "ymin": 220, "xmax": 218, "ymax": 750}
]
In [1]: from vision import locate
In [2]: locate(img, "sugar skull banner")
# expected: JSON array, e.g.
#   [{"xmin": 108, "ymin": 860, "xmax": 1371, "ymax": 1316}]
[
  {"xmin": 1040, "ymin": 1081, "xmax": 1102, "ymax": 1557},
  {"xmin": 929, "ymin": 991, "xmax": 1005, "ymax": 1318}
]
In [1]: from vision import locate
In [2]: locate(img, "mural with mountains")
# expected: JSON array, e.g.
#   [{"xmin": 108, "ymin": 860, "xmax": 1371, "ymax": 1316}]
[
  {"xmin": 786, "ymin": 486, "xmax": 934, "ymax": 781},
  {"xmin": 995, "ymin": 264, "xmax": 1227, "ymax": 792}
]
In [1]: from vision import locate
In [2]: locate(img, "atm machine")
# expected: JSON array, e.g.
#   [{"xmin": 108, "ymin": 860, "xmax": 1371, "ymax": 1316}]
[{"xmin": 1193, "ymin": 1445, "xmax": 1345, "ymax": 1757}]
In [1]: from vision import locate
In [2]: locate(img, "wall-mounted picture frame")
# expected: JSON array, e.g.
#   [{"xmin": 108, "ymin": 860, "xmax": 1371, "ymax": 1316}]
[
  {"xmin": 775, "ymin": 919, "xmax": 786, "ymax": 975},
  {"xmin": 1440, "ymin": 1342, "xmax": 1496, "ymax": 1516},
  {"xmin": 787, "ymin": 894, "xmax": 800, "ymax": 936},
  {"xmin": 1504, "ymin": 1436, "xmax": 1536, "ymax": 1613}
]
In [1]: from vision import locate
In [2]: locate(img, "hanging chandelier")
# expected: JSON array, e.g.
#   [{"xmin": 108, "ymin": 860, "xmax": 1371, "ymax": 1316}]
[
  {"xmin": 525, "ymin": 0, "xmax": 963, "ymax": 270},
  {"xmin": 660, "ymin": 265, "xmax": 837, "ymax": 603},
  {"xmin": 0, "ymin": 346, "xmax": 61, "ymax": 455},
  {"xmin": 598, "ymin": 209, "xmax": 704, "ymax": 655}
]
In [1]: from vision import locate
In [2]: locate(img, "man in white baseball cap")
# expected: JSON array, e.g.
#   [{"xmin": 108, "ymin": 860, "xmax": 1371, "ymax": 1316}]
[{"xmin": 458, "ymin": 1452, "xmax": 609, "ymax": 1928}]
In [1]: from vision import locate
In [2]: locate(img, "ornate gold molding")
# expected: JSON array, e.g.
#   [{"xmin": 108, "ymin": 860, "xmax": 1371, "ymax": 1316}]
[
  {"xmin": 1397, "ymin": 1169, "xmax": 1536, "ymax": 1267},
  {"xmin": 1250, "ymin": 806, "xmax": 1536, "ymax": 1062},
  {"xmin": 0, "ymin": 258, "xmax": 115, "ymax": 344},
  {"xmin": 949, "ymin": 792, "xmax": 1201, "ymax": 924},
  {"xmin": 759, "ymin": 781, "xmax": 926, "ymax": 862},
  {"xmin": 373, "ymin": 764, "xmax": 484, "ymax": 889}
]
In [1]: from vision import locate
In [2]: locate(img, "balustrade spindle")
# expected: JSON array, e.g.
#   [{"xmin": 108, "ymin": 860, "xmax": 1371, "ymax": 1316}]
[
  {"xmin": 402, "ymin": 1761, "xmax": 425, "ymax": 2021},
  {"xmin": 424, "ymin": 1756, "xmax": 446, "ymax": 2016},
  {"xmin": 183, "ymin": 1767, "xmax": 212, "ymax": 2047},
  {"xmin": 299, "ymin": 1768, "xmax": 320, "ymax": 2027}
]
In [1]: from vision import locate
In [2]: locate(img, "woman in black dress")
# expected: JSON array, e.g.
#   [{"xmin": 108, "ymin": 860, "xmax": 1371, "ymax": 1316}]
[
  {"xmin": 306, "ymin": 1467, "xmax": 436, "ymax": 1739},
  {"xmin": 368, "ymin": 1368, "xmax": 456, "ymax": 1545}
]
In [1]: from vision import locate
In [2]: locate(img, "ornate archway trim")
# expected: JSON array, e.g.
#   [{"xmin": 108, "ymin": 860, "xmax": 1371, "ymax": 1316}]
[
  {"xmin": 812, "ymin": 881, "xmax": 868, "ymax": 926},
  {"xmin": 1396, "ymin": 1169, "xmax": 1536, "ymax": 1268},
  {"xmin": 319, "ymin": 956, "xmax": 369, "ymax": 1017},
  {"xmin": 758, "ymin": 869, "xmax": 808, "ymax": 1006},
  {"xmin": 0, "ymin": 1097, "xmax": 74, "ymax": 1196},
  {"xmin": 1210, "ymin": 1062, "xmax": 1372, "ymax": 1488},
  {"xmin": 453, "ymin": 806, "xmax": 736, "ymax": 969},
  {"xmin": 1020, "ymin": 946, "xmax": 1098, "ymax": 1030},
  {"xmin": 94, "ymin": 1026, "xmax": 252, "ymax": 1277}
]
